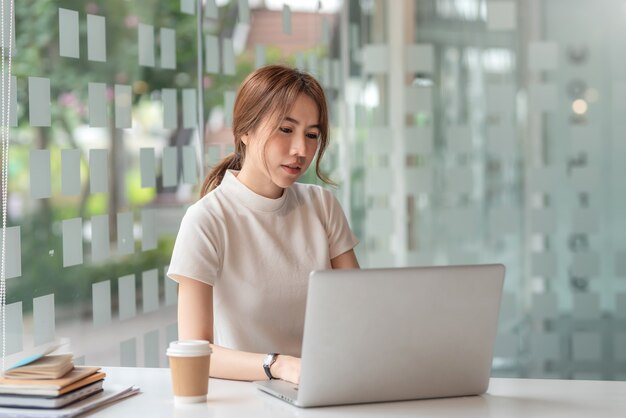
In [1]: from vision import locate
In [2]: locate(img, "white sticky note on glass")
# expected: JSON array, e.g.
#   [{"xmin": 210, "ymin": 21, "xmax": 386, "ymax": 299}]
[
  {"xmin": 486, "ymin": 0, "xmax": 516, "ymax": 31},
  {"xmin": 181, "ymin": 0, "xmax": 195, "ymax": 14},
  {"xmin": 162, "ymin": 146, "xmax": 178, "ymax": 187},
  {"xmin": 615, "ymin": 252, "xmax": 626, "ymax": 277},
  {"xmin": 142, "ymin": 269, "xmax": 159, "ymax": 313},
  {"xmin": 222, "ymin": 38, "xmax": 236, "ymax": 75},
  {"xmin": 224, "ymin": 91, "xmax": 235, "ymax": 128},
  {"xmin": 141, "ymin": 208, "xmax": 157, "ymax": 251},
  {"xmin": 494, "ymin": 334, "xmax": 516, "ymax": 358},
  {"xmin": 89, "ymin": 149, "xmax": 108, "ymax": 194},
  {"xmin": 530, "ymin": 209, "xmax": 557, "ymax": 234},
  {"xmin": 362, "ymin": 44, "xmax": 389, "ymax": 74},
  {"xmin": 164, "ymin": 266, "xmax": 177, "ymax": 306},
  {"xmin": 144, "ymin": 330, "xmax": 160, "ymax": 367},
  {"xmin": 295, "ymin": 52, "xmax": 304, "ymax": 70},
  {"xmin": 33, "ymin": 294, "xmax": 55, "ymax": 346},
  {"xmin": 92, "ymin": 280, "xmax": 111, "ymax": 327},
  {"xmin": 405, "ymin": 126, "xmax": 434, "ymax": 155},
  {"xmin": 205, "ymin": 35, "xmax": 219, "ymax": 74},
  {"xmin": 166, "ymin": 323, "xmax": 178, "ymax": 346},
  {"xmin": 530, "ymin": 333, "xmax": 560, "ymax": 359},
  {"xmin": 140, "ymin": 148, "xmax": 156, "ymax": 188},
  {"xmin": 5, "ymin": 226, "xmax": 21, "ymax": 279},
  {"xmin": 62, "ymin": 218, "xmax": 83, "ymax": 267},
  {"xmin": 405, "ymin": 43, "xmax": 434, "ymax": 73},
  {"xmin": 445, "ymin": 168, "xmax": 473, "ymax": 194},
  {"xmin": 87, "ymin": 14, "xmax": 106, "ymax": 62},
  {"xmin": 571, "ymin": 252, "xmax": 599, "ymax": 278},
  {"xmin": 322, "ymin": 16, "xmax": 330, "ymax": 45},
  {"xmin": 489, "ymin": 207, "xmax": 519, "ymax": 234},
  {"xmin": 615, "ymin": 334, "xmax": 626, "ymax": 361},
  {"xmin": 120, "ymin": 338, "xmax": 136, "ymax": 367},
  {"xmin": 365, "ymin": 168, "xmax": 394, "ymax": 196},
  {"xmin": 204, "ymin": 0, "xmax": 218, "ymax": 19},
  {"xmin": 7, "ymin": 75, "xmax": 16, "ymax": 127},
  {"xmin": 405, "ymin": 167, "xmax": 433, "ymax": 194},
  {"xmin": 529, "ymin": 83, "xmax": 558, "ymax": 112},
  {"xmin": 529, "ymin": 165, "xmax": 564, "ymax": 193},
  {"xmin": 572, "ymin": 209, "xmax": 597, "ymax": 234},
  {"xmin": 572, "ymin": 333, "xmax": 601, "ymax": 361},
  {"xmin": 28, "ymin": 77, "xmax": 51, "ymax": 127},
  {"xmin": 6, "ymin": 302, "xmax": 22, "ymax": 355},
  {"xmin": 114, "ymin": 84, "xmax": 132, "ymax": 128},
  {"xmin": 59, "ymin": 9, "xmax": 79, "ymax": 58},
  {"xmin": 182, "ymin": 88, "xmax": 197, "ymax": 129},
  {"xmin": 332, "ymin": 59, "xmax": 341, "ymax": 89},
  {"xmin": 486, "ymin": 125, "xmax": 516, "ymax": 156},
  {"xmin": 531, "ymin": 252, "xmax": 557, "ymax": 277},
  {"xmin": 118, "ymin": 274, "xmax": 136, "ymax": 321},
  {"xmin": 1, "ymin": 0, "xmax": 15, "ymax": 53},
  {"xmin": 255, "ymin": 44, "xmax": 266, "ymax": 69},
  {"xmin": 365, "ymin": 127, "xmax": 391, "ymax": 156},
  {"xmin": 446, "ymin": 125, "xmax": 472, "ymax": 153},
  {"xmin": 531, "ymin": 293, "xmax": 558, "ymax": 319},
  {"xmin": 161, "ymin": 88, "xmax": 177, "ymax": 129},
  {"xmin": 182, "ymin": 146, "xmax": 198, "ymax": 184},
  {"xmin": 573, "ymin": 293, "xmax": 600, "ymax": 319},
  {"xmin": 528, "ymin": 41, "xmax": 558, "ymax": 72},
  {"xmin": 88, "ymin": 82, "xmax": 107, "ymax": 128},
  {"xmin": 486, "ymin": 83, "xmax": 515, "ymax": 115},
  {"xmin": 238, "ymin": 0, "xmax": 250, "ymax": 24},
  {"xmin": 617, "ymin": 294, "xmax": 626, "ymax": 318},
  {"xmin": 160, "ymin": 28, "xmax": 176, "ymax": 69},
  {"xmin": 91, "ymin": 214, "xmax": 110, "ymax": 262},
  {"xmin": 138, "ymin": 23, "xmax": 155, "ymax": 67},
  {"xmin": 571, "ymin": 168, "xmax": 599, "ymax": 192},
  {"xmin": 321, "ymin": 58, "xmax": 331, "ymax": 88},
  {"xmin": 117, "ymin": 212, "xmax": 134, "ymax": 256},
  {"xmin": 282, "ymin": 5, "xmax": 292, "ymax": 34},
  {"xmin": 365, "ymin": 208, "xmax": 394, "ymax": 236},
  {"xmin": 307, "ymin": 54, "xmax": 319, "ymax": 77},
  {"xmin": 406, "ymin": 85, "xmax": 432, "ymax": 113},
  {"xmin": 30, "ymin": 149, "xmax": 51, "ymax": 199}
]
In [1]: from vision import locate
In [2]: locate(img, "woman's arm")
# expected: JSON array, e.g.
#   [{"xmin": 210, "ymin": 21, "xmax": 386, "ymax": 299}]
[
  {"xmin": 330, "ymin": 249, "xmax": 360, "ymax": 269},
  {"xmin": 173, "ymin": 274, "xmax": 301, "ymax": 383}
]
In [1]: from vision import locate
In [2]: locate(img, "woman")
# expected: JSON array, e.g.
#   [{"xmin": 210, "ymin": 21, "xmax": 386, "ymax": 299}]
[{"xmin": 168, "ymin": 65, "xmax": 359, "ymax": 385}]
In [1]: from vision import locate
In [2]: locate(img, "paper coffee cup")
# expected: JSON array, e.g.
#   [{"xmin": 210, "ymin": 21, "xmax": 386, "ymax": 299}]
[{"xmin": 167, "ymin": 340, "xmax": 212, "ymax": 404}]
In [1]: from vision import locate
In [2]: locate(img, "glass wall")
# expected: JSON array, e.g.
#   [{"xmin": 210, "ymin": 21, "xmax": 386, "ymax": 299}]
[{"xmin": 2, "ymin": 0, "xmax": 625, "ymax": 380}]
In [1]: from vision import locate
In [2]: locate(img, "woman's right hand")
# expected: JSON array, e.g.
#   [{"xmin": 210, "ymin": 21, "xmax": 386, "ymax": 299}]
[{"xmin": 272, "ymin": 355, "xmax": 301, "ymax": 384}]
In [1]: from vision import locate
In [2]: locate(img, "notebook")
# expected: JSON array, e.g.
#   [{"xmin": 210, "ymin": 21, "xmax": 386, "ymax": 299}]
[
  {"xmin": 0, "ymin": 380, "xmax": 104, "ymax": 409},
  {"xmin": 256, "ymin": 264, "xmax": 505, "ymax": 407},
  {"xmin": 0, "ymin": 367, "xmax": 104, "ymax": 397},
  {"xmin": 3, "ymin": 354, "xmax": 74, "ymax": 380}
]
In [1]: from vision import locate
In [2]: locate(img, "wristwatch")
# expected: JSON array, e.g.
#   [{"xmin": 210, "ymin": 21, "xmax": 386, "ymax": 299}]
[{"xmin": 263, "ymin": 353, "xmax": 279, "ymax": 380}]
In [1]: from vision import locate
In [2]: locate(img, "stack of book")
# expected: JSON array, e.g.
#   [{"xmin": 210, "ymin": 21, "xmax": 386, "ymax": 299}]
[
  {"xmin": 0, "ymin": 341, "xmax": 139, "ymax": 417},
  {"xmin": 0, "ymin": 355, "xmax": 106, "ymax": 409}
]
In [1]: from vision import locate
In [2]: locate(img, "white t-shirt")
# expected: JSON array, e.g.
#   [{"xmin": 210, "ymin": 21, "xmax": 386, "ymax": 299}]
[{"xmin": 167, "ymin": 169, "xmax": 358, "ymax": 357}]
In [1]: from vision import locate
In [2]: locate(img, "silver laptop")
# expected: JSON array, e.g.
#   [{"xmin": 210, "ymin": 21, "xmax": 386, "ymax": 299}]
[{"xmin": 255, "ymin": 264, "xmax": 505, "ymax": 408}]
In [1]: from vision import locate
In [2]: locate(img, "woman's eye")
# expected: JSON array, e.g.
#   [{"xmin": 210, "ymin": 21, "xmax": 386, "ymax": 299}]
[
  {"xmin": 307, "ymin": 133, "xmax": 320, "ymax": 140},
  {"xmin": 279, "ymin": 127, "xmax": 292, "ymax": 134}
]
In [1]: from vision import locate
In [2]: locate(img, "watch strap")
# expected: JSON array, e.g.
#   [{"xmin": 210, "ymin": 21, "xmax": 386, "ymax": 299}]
[{"xmin": 263, "ymin": 352, "xmax": 279, "ymax": 380}]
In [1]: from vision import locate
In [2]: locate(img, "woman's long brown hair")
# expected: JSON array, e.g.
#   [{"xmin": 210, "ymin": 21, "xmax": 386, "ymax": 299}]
[{"xmin": 200, "ymin": 65, "xmax": 332, "ymax": 197}]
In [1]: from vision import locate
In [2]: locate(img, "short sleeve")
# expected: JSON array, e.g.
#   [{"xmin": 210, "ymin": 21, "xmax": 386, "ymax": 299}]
[
  {"xmin": 321, "ymin": 189, "xmax": 359, "ymax": 259},
  {"xmin": 167, "ymin": 203, "xmax": 222, "ymax": 286}
]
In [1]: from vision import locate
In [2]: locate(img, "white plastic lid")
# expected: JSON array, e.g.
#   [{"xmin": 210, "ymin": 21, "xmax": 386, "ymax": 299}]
[{"xmin": 166, "ymin": 340, "xmax": 212, "ymax": 357}]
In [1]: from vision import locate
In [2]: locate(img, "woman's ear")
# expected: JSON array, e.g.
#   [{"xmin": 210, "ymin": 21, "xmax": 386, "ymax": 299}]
[{"xmin": 241, "ymin": 133, "xmax": 249, "ymax": 146}]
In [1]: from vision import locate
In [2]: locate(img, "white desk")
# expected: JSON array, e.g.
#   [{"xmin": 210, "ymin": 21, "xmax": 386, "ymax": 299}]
[{"xmin": 90, "ymin": 367, "xmax": 626, "ymax": 417}]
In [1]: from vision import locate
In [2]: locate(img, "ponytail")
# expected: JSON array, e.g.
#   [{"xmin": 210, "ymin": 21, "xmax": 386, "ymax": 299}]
[{"xmin": 200, "ymin": 152, "xmax": 243, "ymax": 197}]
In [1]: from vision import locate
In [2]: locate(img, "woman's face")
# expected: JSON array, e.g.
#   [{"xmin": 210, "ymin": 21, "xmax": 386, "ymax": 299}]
[{"xmin": 238, "ymin": 94, "xmax": 321, "ymax": 199}]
